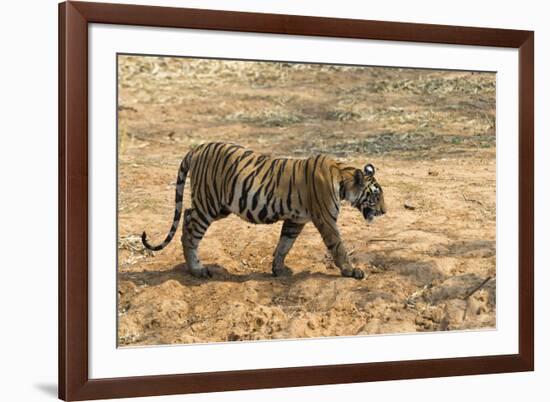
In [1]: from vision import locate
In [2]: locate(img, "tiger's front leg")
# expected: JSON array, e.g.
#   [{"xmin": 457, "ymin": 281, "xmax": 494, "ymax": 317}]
[
  {"xmin": 272, "ymin": 220, "xmax": 305, "ymax": 277},
  {"xmin": 313, "ymin": 218, "xmax": 364, "ymax": 280}
]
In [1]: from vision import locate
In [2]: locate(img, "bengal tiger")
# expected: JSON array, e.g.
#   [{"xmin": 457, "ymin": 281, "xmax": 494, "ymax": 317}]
[{"xmin": 142, "ymin": 142, "xmax": 386, "ymax": 280}]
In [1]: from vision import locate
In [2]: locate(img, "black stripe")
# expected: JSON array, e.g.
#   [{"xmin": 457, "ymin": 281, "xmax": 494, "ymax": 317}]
[
  {"xmin": 194, "ymin": 206, "xmax": 210, "ymax": 227},
  {"xmin": 286, "ymin": 178, "xmax": 293, "ymax": 211},
  {"xmin": 311, "ymin": 156, "xmax": 338, "ymax": 224},
  {"xmin": 209, "ymin": 143, "xmax": 226, "ymax": 202},
  {"xmin": 281, "ymin": 221, "xmax": 303, "ymax": 238},
  {"xmin": 228, "ymin": 154, "xmax": 256, "ymax": 205},
  {"xmin": 238, "ymin": 170, "xmax": 256, "ymax": 213},
  {"xmin": 246, "ymin": 210, "xmax": 256, "ymax": 223},
  {"xmin": 251, "ymin": 185, "xmax": 263, "ymax": 211},
  {"xmin": 189, "ymin": 217, "xmax": 208, "ymax": 232},
  {"xmin": 259, "ymin": 205, "xmax": 268, "ymax": 221},
  {"xmin": 275, "ymin": 159, "xmax": 288, "ymax": 188}
]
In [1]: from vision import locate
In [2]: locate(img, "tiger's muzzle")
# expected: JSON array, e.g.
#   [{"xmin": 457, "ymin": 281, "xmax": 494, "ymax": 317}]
[{"xmin": 362, "ymin": 205, "xmax": 386, "ymax": 222}]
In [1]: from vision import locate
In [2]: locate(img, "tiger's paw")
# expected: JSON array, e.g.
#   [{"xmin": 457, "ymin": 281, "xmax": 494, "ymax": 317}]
[
  {"xmin": 341, "ymin": 267, "xmax": 365, "ymax": 280},
  {"xmin": 190, "ymin": 266, "xmax": 212, "ymax": 279},
  {"xmin": 272, "ymin": 265, "xmax": 293, "ymax": 277}
]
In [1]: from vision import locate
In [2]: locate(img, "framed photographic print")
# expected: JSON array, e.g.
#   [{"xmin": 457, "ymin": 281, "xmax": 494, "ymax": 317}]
[{"xmin": 59, "ymin": 1, "xmax": 534, "ymax": 400}]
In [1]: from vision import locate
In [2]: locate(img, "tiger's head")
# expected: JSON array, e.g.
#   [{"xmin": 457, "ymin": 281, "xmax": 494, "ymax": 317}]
[{"xmin": 341, "ymin": 164, "xmax": 386, "ymax": 222}]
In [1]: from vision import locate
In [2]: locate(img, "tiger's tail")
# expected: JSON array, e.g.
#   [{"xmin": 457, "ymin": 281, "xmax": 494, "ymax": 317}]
[{"xmin": 141, "ymin": 153, "xmax": 191, "ymax": 251}]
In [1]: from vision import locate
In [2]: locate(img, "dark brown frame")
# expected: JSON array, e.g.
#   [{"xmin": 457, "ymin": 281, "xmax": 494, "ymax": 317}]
[{"xmin": 59, "ymin": 1, "xmax": 534, "ymax": 400}]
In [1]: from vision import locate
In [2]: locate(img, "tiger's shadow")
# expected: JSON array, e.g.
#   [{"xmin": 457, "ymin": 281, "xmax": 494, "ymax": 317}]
[{"xmin": 118, "ymin": 263, "xmax": 340, "ymax": 288}]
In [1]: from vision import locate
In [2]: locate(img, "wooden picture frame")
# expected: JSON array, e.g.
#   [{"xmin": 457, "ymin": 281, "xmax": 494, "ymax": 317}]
[{"xmin": 59, "ymin": 1, "xmax": 534, "ymax": 400}]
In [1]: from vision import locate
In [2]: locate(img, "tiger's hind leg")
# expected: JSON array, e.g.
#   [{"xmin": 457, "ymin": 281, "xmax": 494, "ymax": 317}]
[
  {"xmin": 272, "ymin": 220, "xmax": 305, "ymax": 277},
  {"xmin": 181, "ymin": 207, "xmax": 220, "ymax": 278}
]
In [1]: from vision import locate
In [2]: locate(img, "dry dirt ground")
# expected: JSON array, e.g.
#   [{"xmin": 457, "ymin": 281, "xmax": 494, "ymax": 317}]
[{"xmin": 117, "ymin": 56, "xmax": 496, "ymax": 346}]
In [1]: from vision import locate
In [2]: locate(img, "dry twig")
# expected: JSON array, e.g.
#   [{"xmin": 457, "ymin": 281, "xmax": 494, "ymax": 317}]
[
  {"xmin": 462, "ymin": 193, "xmax": 484, "ymax": 206},
  {"xmin": 461, "ymin": 276, "xmax": 493, "ymax": 321},
  {"xmin": 404, "ymin": 283, "xmax": 434, "ymax": 309},
  {"xmin": 464, "ymin": 276, "xmax": 492, "ymax": 300}
]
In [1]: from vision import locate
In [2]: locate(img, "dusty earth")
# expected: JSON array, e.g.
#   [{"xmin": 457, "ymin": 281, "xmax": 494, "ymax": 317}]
[{"xmin": 117, "ymin": 56, "xmax": 496, "ymax": 346}]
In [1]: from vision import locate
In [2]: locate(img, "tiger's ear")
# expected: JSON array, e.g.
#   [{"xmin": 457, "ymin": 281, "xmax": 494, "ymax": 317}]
[
  {"xmin": 353, "ymin": 169, "xmax": 365, "ymax": 186},
  {"xmin": 364, "ymin": 164, "xmax": 375, "ymax": 177}
]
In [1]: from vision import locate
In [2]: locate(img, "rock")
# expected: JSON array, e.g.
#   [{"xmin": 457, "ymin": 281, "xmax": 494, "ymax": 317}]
[{"xmin": 442, "ymin": 299, "xmax": 467, "ymax": 328}]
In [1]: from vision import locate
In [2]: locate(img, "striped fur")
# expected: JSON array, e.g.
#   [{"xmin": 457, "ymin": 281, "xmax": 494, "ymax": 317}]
[{"xmin": 142, "ymin": 142, "xmax": 386, "ymax": 279}]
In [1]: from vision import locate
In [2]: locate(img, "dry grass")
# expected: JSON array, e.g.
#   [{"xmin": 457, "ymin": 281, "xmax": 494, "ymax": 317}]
[
  {"xmin": 117, "ymin": 55, "xmax": 495, "ymax": 159},
  {"xmin": 118, "ymin": 234, "xmax": 153, "ymax": 268}
]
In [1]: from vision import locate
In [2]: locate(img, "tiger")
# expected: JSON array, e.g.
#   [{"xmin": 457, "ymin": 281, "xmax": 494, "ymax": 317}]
[{"xmin": 142, "ymin": 142, "xmax": 386, "ymax": 280}]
